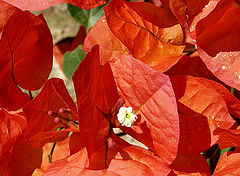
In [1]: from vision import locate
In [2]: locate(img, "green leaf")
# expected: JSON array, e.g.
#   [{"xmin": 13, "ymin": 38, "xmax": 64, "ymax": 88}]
[
  {"xmin": 220, "ymin": 147, "xmax": 232, "ymax": 156},
  {"xmin": 63, "ymin": 45, "xmax": 86, "ymax": 80},
  {"xmin": 68, "ymin": 4, "xmax": 104, "ymax": 31}
]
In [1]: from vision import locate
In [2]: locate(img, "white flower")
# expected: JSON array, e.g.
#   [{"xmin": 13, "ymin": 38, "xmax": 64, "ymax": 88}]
[{"xmin": 117, "ymin": 107, "xmax": 137, "ymax": 127}]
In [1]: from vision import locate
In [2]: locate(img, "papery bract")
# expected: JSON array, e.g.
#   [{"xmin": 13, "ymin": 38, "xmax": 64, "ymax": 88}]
[
  {"xmin": 1, "ymin": 12, "xmax": 53, "ymax": 90},
  {"xmin": 168, "ymin": 63, "xmax": 240, "ymax": 118},
  {"xmin": 188, "ymin": 0, "xmax": 217, "ymax": 39},
  {"xmin": 165, "ymin": 54, "xmax": 216, "ymax": 80},
  {"xmin": 72, "ymin": 45, "xmax": 119, "ymax": 167},
  {"xmin": 40, "ymin": 137, "xmax": 70, "ymax": 171},
  {"xmin": 0, "ymin": 109, "xmax": 43, "ymax": 176},
  {"xmin": 171, "ymin": 76, "xmax": 235, "ymax": 153},
  {"xmin": 23, "ymin": 78, "xmax": 77, "ymax": 147},
  {"xmin": 2, "ymin": 0, "xmax": 106, "ymax": 11},
  {"xmin": 1, "ymin": 140, "xmax": 42, "ymax": 176},
  {"xmin": 213, "ymin": 152, "xmax": 240, "ymax": 176},
  {"xmin": 160, "ymin": 0, "xmax": 213, "ymax": 26},
  {"xmin": 2, "ymin": 0, "xmax": 240, "ymax": 175},
  {"xmin": 0, "ymin": 0, "xmax": 21, "ymax": 37},
  {"xmin": 83, "ymin": 16, "xmax": 129, "ymax": 65},
  {"xmin": 214, "ymin": 128, "xmax": 240, "ymax": 149},
  {"xmin": 0, "ymin": 11, "xmax": 53, "ymax": 110},
  {"xmin": 186, "ymin": 0, "xmax": 210, "ymax": 24},
  {"xmin": 109, "ymin": 55, "xmax": 179, "ymax": 166},
  {"xmin": 27, "ymin": 130, "xmax": 73, "ymax": 147},
  {"xmin": 202, "ymin": 80, "xmax": 240, "ymax": 119},
  {"xmin": 170, "ymin": 153, "xmax": 210, "ymax": 176},
  {"xmin": 44, "ymin": 135, "xmax": 170, "ymax": 175},
  {"xmin": 104, "ymin": 0, "xmax": 184, "ymax": 72},
  {"xmin": 161, "ymin": 0, "xmax": 187, "ymax": 25},
  {"xmin": 0, "ymin": 108, "xmax": 27, "ymax": 157},
  {"xmin": 196, "ymin": 0, "xmax": 240, "ymax": 90},
  {"xmin": 1, "ymin": 78, "xmax": 76, "ymax": 175}
]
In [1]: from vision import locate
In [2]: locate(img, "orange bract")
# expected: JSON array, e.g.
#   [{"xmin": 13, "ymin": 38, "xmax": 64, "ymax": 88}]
[
  {"xmin": 104, "ymin": 0, "xmax": 185, "ymax": 72},
  {"xmin": 213, "ymin": 152, "xmax": 240, "ymax": 176},
  {"xmin": 109, "ymin": 54, "xmax": 179, "ymax": 165},
  {"xmin": 171, "ymin": 76, "xmax": 236, "ymax": 153},
  {"xmin": 2, "ymin": 0, "xmax": 106, "ymax": 11},
  {"xmin": 44, "ymin": 135, "xmax": 170, "ymax": 175},
  {"xmin": 83, "ymin": 16, "xmax": 129, "ymax": 65}
]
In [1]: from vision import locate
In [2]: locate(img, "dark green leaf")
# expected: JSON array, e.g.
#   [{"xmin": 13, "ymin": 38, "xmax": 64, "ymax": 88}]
[
  {"xmin": 68, "ymin": 4, "xmax": 104, "ymax": 31},
  {"xmin": 220, "ymin": 147, "xmax": 233, "ymax": 156},
  {"xmin": 63, "ymin": 45, "xmax": 86, "ymax": 80}
]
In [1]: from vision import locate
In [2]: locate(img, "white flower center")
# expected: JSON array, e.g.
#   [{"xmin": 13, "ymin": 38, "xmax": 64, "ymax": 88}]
[{"xmin": 117, "ymin": 107, "xmax": 137, "ymax": 127}]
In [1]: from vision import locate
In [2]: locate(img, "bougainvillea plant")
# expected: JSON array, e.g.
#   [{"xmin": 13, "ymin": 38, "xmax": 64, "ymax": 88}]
[{"xmin": 0, "ymin": 0, "xmax": 240, "ymax": 175}]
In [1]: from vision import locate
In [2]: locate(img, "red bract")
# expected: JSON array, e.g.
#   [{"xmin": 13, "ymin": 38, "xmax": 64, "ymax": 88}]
[
  {"xmin": 160, "ymin": 0, "xmax": 187, "ymax": 25},
  {"xmin": 214, "ymin": 128, "xmax": 240, "ymax": 149},
  {"xmin": 188, "ymin": 0, "xmax": 217, "ymax": 40},
  {"xmin": 0, "ymin": 109, "xmax": 43, "ymax": 176},
  {"xmin": 83, "ymin": 16, "xmax": 129, "ymax": 65},
  {"xmin": 160, "ymin": 0, "xmax": 214, "ymax": 26},
  {"xmin": 40, "ymin": 137, "xmax": 71, "ymax": 172},
  {"xmin": 44, "ymin": 46, "xmax": 180, "ymax": 175},
  {"xmin": 0, "ymin": 0, "xmax": 21, "ymax": 37},
  {"xmin": 187, "ymin": 0, "xmax": 211, "ymax": 26},
  {"xmin": 2, "ymin": 0, "xmax": 240, "ymax": 174},
  {"xmin": 0, "ymin": 108, "xmax": 27, "ymax": 157},
  {"xmin": 1, "ymin": 78, "xmax": 78, "ymax": 175},
  {"xmin": 1, "ymin": 140, "xmax": 43, "ymax": 176},
  {"xmin": 165, "ymin": 54, "xmax": 216, "ymax": 80},
  {"xmin": 109, "ymin": 55, "xmax": 179, "ymax": 166},
  {"xmin": 170, "ymin": 153, "xmax": 210, "ymax": 176},
  {"xmin": 0, "ymin": 11, "xmax": 53, "ymax": 110},
  {"xmin": 2, "ymin": 0, "xmax": 106, "ymax": 11},
  {"xmin": 72, "ymin": 45, "xmax": 119, "ymax": 167},
  {"xmin": 44, "ymin": 135, "xmax": 170, "ymax": 175},
  {"xmin": 196, "ymin": 0, "xmax": 240, "ymax": 90},
  {"xmin": 23, "ymin": 78, "xmax": 78, "ymax": 147},
  {"xmin": 104, "ymin": 0, "xmax": 185, "ymax": 72},
  {"xmin": 171, "ymin": 76, "xmax": 235, "ymax": 153}
]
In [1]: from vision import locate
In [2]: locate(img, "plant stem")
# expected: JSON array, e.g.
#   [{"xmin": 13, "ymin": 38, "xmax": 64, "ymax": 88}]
[
  {"xmin": 220, "ymin": 147, "xmax": 233, "ymax": 156},
  {"xmin": 183, "ymin": 48, "xmax": 197, "ymax": 53},
  {"xmin": 28, "ymin": 91, "xmax": 33, "ymax": 100},
  {"xmin": 48, "ymin": 142, "xmax": 57, "ymax": 163},
  {"xmin": 1, "ymin": 168, "xmax": 5, "ymax": 176},
  {"xmin": 231, "ymin": 87, "xmax": 235, "ymax": 95},
  {"xmin": 59, "ymin": 115, "xmax": 78, "ymax": 125}
]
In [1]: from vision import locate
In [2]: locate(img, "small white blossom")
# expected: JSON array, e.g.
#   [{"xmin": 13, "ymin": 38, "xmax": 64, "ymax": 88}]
[{"xmin": 117, "ymin": 107, "xmax": 137, "ymax": 127}]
